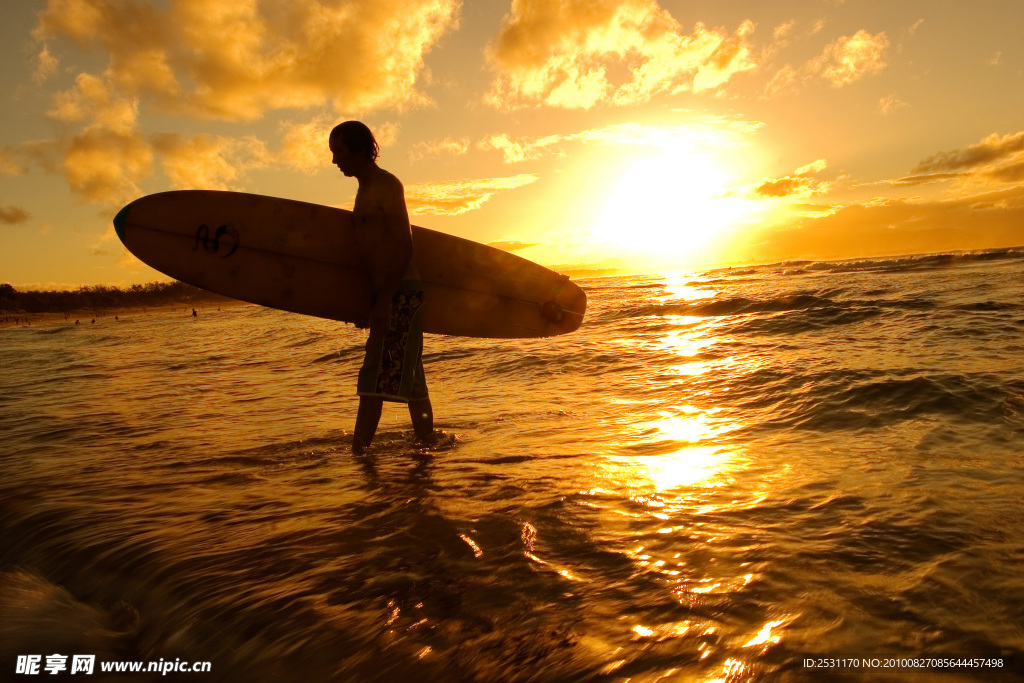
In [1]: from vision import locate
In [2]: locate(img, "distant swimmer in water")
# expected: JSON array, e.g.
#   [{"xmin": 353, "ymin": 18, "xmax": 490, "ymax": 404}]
[{"xmin": 329, "ymin": 121, "xmax": 435, "ymax": 455}]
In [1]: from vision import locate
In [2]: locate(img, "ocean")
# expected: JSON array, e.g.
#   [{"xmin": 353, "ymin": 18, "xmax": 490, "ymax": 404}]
[{"xmin": 2, "ymin": 248, "xmax": 1024, "ymax": 681}]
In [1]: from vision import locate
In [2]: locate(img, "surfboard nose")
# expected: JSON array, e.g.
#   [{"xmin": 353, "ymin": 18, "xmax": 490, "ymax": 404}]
[{"xmin": 113, "ymin": 203, "xmax": 132, "ymax": 245}]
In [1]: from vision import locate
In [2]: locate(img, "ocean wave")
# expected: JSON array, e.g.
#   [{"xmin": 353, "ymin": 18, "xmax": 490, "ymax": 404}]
[
  {"xmin": 732, "ymin": 370, "xmax": 1024, "ymax": 432},
  {"xmin": 606, "ymin": 293, "xmax": 944, "ymax": 327},
  {"xmin": 776, "ymin": 246, "xmax": 1024, "ymax": 275}
]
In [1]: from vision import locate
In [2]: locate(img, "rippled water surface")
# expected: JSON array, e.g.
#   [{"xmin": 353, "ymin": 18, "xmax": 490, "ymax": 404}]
[{"xmin": 3, "ymin": 249, "xmax": 1024, "ymax": 681}]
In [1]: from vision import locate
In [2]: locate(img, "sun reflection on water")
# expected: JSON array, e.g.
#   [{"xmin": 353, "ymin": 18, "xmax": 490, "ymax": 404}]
[
  {"xmin": 641, "ymin": 445, "xmax": 732, "ymax": 491},
  {"xmin": 591, "ymin": 275, "xmax": 791, "ymax": 678}
]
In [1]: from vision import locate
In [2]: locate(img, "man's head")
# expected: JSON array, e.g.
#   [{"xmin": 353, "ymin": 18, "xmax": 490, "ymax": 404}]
[{"xmin": 329, "ymin": 121, "xmax": 379, "ymax": 177}]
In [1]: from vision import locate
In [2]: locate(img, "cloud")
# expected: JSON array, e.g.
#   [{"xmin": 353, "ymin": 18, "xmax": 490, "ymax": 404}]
[
  {"xmin": 487, "ymin": 240, "xmax": 537, "ymax": 252},
  {"xmin": 405, "ymin": 174, "xmax": 538, "ymax": 215},
  {"xmin": 755, "ymin": 177, "xmax": 830, "ymax": 198},
  {"xmin": 762, "ymin": 29, "xmax": 888, "ymax": 97},
  {"xmin": 34, "ymin": 46, "xmax": 58, "ymax": 84},
  {"xmin": 34, "ymin": 0, "xmax": 461, "ymax": 121},
  {"xmin": 746, "ymin": 187, "xmax": 1024, "ymax": 263},
  {"xmin": 481, "ymin": 119, "xmax": 762, "ymax": 163},
  {"xmin": 809, "ymin": 30, "xmax": 889, "ymax": 86},
  {"xmin": 48, "ymin": 72, "xmax": 139, "ymax": 135},
  {"xmin": 889, "ymin": 172, "xmax": 964, "ymax": 187},
  {"xmin": 409, "ymin": 137, "xmax": 470, "ymax": 162},
  {"xmin": 773, "ymin": 21, "xmax": 795, "ymax": 42},
  {"xmin": 277, "ymin": 115, "xmax": 335, "ymax": 174},
  {"xmin": 0, "ymin": 149, "xmax": 26, "ymax": 176},
  {"xmin": 872, "ymin": 131, "xmax": 1024, "ymax": 195},
  {"xmin": 879, "ymin": 95, "xmax": 909, "ymax": 114},
  {"xmin": 0, "ymin": 206, "xmax": 31, "ymax": 225},
  {"xmin": 151, "ymin": 133, "xmax": 270, "ymax": 190},
  {"xmin": 913, "ymin": 131, "xmax": 1024, "ymax": 174},
  {"xmin": 484, "ymin": 0, "xmax": 758, "ymax": 109},
  {"xmin": 479, "ymin": 132, "xmax": 563, "ymax": 163},
  {"xmin": 795, "ymin": 159, "xmax": 827, "ymax": 175},
  {"xmin": 63, "ymin": 129, "xmax": 153, "ymax": 205},
  {"xmin": 762, "ymin": 65, "xmax": 798, "ymax": 98},
  {"xmin": 57, "ymin": 127, "xmax": 271, "ymax": 204},
  {"xmin": 754, "ymin": 159, "xmax": 833, "ymax": 198},
  {"xmin": 744, "ymin": 130, "xmax": 1024, "ymax": 263}
]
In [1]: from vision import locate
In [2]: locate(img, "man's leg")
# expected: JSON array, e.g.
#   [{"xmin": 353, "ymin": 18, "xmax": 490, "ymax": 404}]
[
  {"xmin": 409, "ymin": 398, "xmax": 434, "ymax": 441},
  {"xmin": 353, "ymin": 396, "xmax": 384, "ymax": 454}
]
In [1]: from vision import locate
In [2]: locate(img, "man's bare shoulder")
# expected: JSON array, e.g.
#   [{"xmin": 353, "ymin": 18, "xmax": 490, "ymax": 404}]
[
  {"xmin": 374, "ymin": 168, "xmax": 405, "ymax": 197},
  {"xmin": 357, "ymin": 168, "xmax": 402, "ymax": 210}
]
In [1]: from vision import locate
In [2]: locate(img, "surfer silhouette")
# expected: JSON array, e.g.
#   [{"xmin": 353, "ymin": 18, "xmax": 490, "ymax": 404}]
[{"xmin": 329, "ymin": 121, "xmax": 434, "ymax": 454}]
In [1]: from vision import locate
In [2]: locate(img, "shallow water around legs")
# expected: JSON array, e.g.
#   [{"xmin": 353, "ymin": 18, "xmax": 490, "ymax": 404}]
[{"xmin": 3, "ymin": 251, "xmax": 1024, "ymax": 681}]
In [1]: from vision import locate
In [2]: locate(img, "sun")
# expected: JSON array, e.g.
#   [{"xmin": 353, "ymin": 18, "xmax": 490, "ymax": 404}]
[{"xmin": 589, "ymin": 150, "xmax": 753, "ymax": 267}]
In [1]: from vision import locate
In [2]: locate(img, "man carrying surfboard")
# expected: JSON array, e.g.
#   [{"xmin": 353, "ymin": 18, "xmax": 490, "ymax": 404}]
[{"xmin": 329, "ymin": 121, "xmax": 434, "ymax": 454}]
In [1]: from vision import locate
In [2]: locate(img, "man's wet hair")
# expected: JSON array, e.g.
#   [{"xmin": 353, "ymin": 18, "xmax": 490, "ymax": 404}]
[{"xmin": 330, "ymin": 121, "xmax": 380, "ymax": 162}]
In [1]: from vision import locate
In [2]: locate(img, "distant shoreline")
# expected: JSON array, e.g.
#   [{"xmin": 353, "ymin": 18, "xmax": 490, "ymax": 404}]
[
  {"xmin": 0, "ymin": 280, "xmax": 244, "ymax": 329},
  {"xmin": 0, "ymin": 300, "xmax": 248, "ymax": 329}
]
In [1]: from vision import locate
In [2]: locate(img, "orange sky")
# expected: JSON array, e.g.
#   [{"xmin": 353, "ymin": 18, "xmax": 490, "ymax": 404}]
[{"xmin": 2, "ymin": 0, "xmax": 1023, "ymax": 287}]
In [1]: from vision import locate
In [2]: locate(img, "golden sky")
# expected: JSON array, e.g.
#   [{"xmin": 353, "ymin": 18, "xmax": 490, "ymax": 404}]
[{"xmin": 2, "ymin": 0, "xmax": 1023, "ymax": 286}]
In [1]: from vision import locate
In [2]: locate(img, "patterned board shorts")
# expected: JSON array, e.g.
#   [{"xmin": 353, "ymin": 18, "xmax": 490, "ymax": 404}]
[{"xmin": 356, "ymin": 282, "xmax": 429, "ymax": 403}]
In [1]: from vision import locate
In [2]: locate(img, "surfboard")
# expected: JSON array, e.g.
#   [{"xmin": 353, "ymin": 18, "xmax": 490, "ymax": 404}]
[{"xmin": 113, "ymin": 190, "xmax": 586, "ymax": 338}]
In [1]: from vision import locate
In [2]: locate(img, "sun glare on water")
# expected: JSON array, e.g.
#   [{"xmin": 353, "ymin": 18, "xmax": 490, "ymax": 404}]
[{"xmin": 590, "ymin": 150, "xmax": 753, "ymax": 267}]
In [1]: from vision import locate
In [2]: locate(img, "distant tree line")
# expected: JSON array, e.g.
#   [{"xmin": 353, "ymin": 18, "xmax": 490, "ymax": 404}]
[{"xmin": 0, "ymin": 281, "xmax": 234, "ymax": 314}]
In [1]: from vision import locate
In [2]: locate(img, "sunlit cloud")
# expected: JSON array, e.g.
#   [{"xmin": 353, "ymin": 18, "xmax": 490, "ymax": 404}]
[
  {"xmin": 809, "ymin": 30, "xmax": 889, "ymax": 86},
  {"xmin": 31, "ymin": 0, "xmax": 456, "ymax": 203},
  {"xmin": 48, "ymin": 73, "xmax": 139, "ymax": 135},
  {"xmin": 795, "ymin": 159, "xmax": 828, "ymax": 175},
  {"xmin": 63, "ymin": 129, "xmax": 153, "ymax": 205},
  {"xmin": 277, "ymin": 114, "xmax": 401, "ymax": 174},
  {"xmin": 879, "ymin": 95, "xmax": 909, "ymax": 114},
  {"xmin": 773, "ymin": 21, "xmax": 795, "ymax": 42},
  {"xmin": 753, "ymin": 159, "xmax": 834, "ymax": 198},
  {"xmin": 487, "ymin": 240, "xmax": 537, "ymax": 252},
  {"xmin": 33, "ymin": 46, "xmax": 58, "ymax": 84},
  {"xmin": 888, "ymin": 172, "xmax": 963, "ymax": 187},
  {"xmin": 762, "ymin": 65, "xmax": 798, "ymax": 98},
  {"xmin": 151, "ymin": 133, "xmax": 270, "ymax": 190},
  {"xmin": 485, "ymin": 0, "xmax": 758, "ymax": 109},
  {"xmin": 405, "ymin": 174, "xmax": 538, "ymax": 216},
  {"xmin": 764, "ymin": 28, "xmax": 889, "ymax": 97},
  {"xmin": 409, "ymin": 137, "xmax": 470, "ymax": 162},
  {"xmin": 277, "ymin": 115, "xmax": 335, "ymax": 174},
  {"xmin": 874, "ymin": 131, "xmax": 1024, "ymax": 196},
  {"xmin": 34, "ymin": 0, "xmax": 460, "ymax": 121},
  {"xmin": 481, "ymin": 119, "xmax": 763, "ymax": 164},
  {"xmin": 880, "ymin": 130, "xmax": 1024, "ymax": 194},
  {"xmin": 479, "ymin": 132, "xmax": 565, "ymax": 163},
  {"xmin": 746, "ymin": 186, "xmax": 1024, "ymax": 263},
  {"xmin": 746, "ymin": 132, "xmax": 1024, "ymax": 260},
  {"xmin": 914, "ymin": 131, "xmax": 1024, "ymax": 174}
]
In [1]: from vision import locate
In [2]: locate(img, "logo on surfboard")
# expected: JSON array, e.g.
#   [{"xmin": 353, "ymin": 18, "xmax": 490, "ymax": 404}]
[{"xmin": 194, "ymin": 224, "xmax": 240, "ymax": 257}]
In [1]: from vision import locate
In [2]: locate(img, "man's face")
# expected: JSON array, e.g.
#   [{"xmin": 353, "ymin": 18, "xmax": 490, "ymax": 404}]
[{"xmin": 330, "ymin": 138, "xmax": 357, "ymax": 177}]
